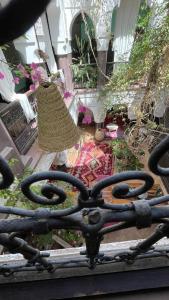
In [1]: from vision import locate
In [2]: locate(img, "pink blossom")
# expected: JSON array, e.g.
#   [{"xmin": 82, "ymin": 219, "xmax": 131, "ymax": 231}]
[
  {"xmin": 17, "ymin": 63, "xmax": 25, "ymax": 71},
  {"xmin": 82, "ymin": 115, "xmax": 92, "ymax": 124},
  {"xmin": 30, "ymin": 84, "xmax": 36, "ymax": 92},
  {"xmin": 0, "ymin": 72, "xmax": 4, "ymax": 80},
  {"xmin": 78, "ymin": 105, "xmax": 86, "ymax": 113},
  {"xmin": 12, "ymin": 77, "xmax": 20, "ymax": 85},
  {"xmin": 64, "ymin": 91, "xmax": 72, "ymax": 99},
  {"xmin": 31, "ymin": 69, "xmax": 42, "ymax": 82},
  {"xmin": 30, "ymin": 62, "xmax": 38, "ymax": 70},
  {"xmin": 23, "ymin": 71, "xmax": 30, "ymax": 78}
]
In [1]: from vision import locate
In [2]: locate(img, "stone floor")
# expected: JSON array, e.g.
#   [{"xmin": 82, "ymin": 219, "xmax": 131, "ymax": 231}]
[
  {"xmin": 27, "ymin": 138, "xmax": 44, "ymax": 169},
  {"xmin": 103, "ymin": 224, "xmax": 157, "ymax": 243}
]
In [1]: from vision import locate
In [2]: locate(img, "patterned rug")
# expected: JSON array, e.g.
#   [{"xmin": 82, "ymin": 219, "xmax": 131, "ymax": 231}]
[{"xmin": 70, "ymin": 142, "xmax": 113, "ymax": 188}]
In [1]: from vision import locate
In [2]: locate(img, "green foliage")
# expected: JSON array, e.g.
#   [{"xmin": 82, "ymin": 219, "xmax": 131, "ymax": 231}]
[
  {"xmin": 105, "ymin": 2, "xmax": 169, "ymax": 94},
  {"xmin": 72, "ymin": 35, "xmax": 97, "ymax": 88},
  {"xmin": 136, "ymin": 0, "xmax": 151, "ymax": 33},
  {"xmin": 57, "ymin": 229, "xmax": 82, "ymax": 247},
  {"xmin": 33, "ymin": 232, "xmax": 53, "ymax": 250},
  {"xmin": 108, "ymin": 104, "xmax": 127, "ymax": 114},
  {"xmin": 73, "ymin": 36, "xmax": 90, "ymax": 64},
  {"xmin": 72, "ymin": 63, "xmax": 97, "ymax": 88},
  {"xmin": 0, "ymin": 162, "xmax": 82, "ymax": 249},
  {"xmin": 103, "ymin": 1, "xmax": 169, "ymax": 153},
  {"xmin": 111, "ymin": 139, "xmax": 144, "ymax": 172}
]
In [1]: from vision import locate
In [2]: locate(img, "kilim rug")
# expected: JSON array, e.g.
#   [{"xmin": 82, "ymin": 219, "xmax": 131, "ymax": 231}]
[{"xmin": 70, "ymin": 142, "xmax": 113, "ymax": 188}]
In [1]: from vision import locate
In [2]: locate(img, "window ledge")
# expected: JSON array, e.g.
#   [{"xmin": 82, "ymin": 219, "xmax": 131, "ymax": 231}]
[{"xmin": 1, "ymin": 238, "xmax": 169, "ymax": 284}]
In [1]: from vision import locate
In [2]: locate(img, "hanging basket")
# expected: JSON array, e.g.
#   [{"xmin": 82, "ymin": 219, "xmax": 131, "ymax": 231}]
[{"xmin": 36, "ymin": 83, "xmax": 80, "ymax": 152}]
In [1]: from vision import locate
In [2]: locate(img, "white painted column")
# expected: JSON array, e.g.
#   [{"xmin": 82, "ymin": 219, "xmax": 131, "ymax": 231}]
[
  {"xmin": 40, "ymin": 13, "xmax": 58, "ymax": 73},
  {"xmin": 113, "ymin": 0, "xmax": 141, "ymax": 70},
  {"xmin": 14, "ymin": 27, "xmax": 41, "ymax": 64}
]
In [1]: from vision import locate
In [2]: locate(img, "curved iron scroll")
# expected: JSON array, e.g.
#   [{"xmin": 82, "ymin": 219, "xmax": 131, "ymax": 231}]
[{"xmin": 0, "ymin": 135, "xmax": 169, "ymax": 274}]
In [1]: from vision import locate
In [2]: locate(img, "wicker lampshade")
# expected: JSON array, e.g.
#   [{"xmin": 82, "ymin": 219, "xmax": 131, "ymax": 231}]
[{"xmin": 36, "ymin": 83, "xmax": 80, "ymax": 152}]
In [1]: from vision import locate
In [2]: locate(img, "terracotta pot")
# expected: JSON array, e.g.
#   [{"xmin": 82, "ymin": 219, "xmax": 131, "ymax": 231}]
[{"xmin": 95, "ymin": 129, "xmax": 104, "ymax": 142}]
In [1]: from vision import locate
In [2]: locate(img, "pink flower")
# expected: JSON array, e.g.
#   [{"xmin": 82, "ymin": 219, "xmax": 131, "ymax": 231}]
[
  {"xmin": 30, "ymin": 62, "xmax": 38, "ymax": 70},
  {"xmin": 78, "ymin": 105, "xmax": 86, "ymax": 113},
  {"xmin": 23, "ymin": 71, "xmax": 30, "ymax": 78},
  {"xmin": 30, "ymin": 84, "xmax": 36, "ymax": 92},
  {"xmin": 31, "ymin": 69, "xmax": 42, "ymax": 82},
  {"xmin": 17, "ymin": 63, "xmax": 25, "ymax": 71},
  {"xmin": 12, "ymin": 77, "xmax": 20, "ymax": 85},
  {"xmin": 64, "ymin": 91, "xmax": 72, "ymax": 99},
  {"xmin": 0, "ymin": 72, "xmax": 4, "ymax": 80},
  {"xmin": 82, "ymin": 115, "xmax": 92, "ymax": 124}
]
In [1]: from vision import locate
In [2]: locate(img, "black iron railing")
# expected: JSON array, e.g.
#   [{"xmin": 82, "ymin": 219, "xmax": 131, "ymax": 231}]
[{"xmin": 0, "ymin": 135, "xmax": 169, "ymax": 276}]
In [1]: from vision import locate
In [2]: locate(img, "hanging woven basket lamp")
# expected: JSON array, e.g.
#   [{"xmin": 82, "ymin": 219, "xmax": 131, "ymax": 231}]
[{"xmin": 36, "ymin": 83, "xmax": 80, "ymax": 152}]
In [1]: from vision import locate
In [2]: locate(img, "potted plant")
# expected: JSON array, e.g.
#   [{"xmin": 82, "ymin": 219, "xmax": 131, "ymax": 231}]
[{"xmin": 111, "ymin": 139, "xmax": 144, "ymax": 172}]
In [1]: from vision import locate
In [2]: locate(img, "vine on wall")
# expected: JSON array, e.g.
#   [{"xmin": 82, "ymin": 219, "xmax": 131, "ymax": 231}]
[{"xmin": 103, "ymin": 0, "xmax": 169, "ymax": 152}]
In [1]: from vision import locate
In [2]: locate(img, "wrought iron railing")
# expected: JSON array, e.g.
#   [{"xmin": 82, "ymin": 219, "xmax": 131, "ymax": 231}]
[{"xmin": 0, "ymin": 136, "xmax": 169, "ymax": 276}]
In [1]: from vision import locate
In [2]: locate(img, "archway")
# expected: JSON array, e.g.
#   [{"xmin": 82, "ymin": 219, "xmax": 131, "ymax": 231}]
[
  {"xmin": 71, "ymin": 13, "xmax": 97, "ymax": 89},
  {"xmin": 71, "ymin": 13, "xmax": 96, "ymax": 63}
]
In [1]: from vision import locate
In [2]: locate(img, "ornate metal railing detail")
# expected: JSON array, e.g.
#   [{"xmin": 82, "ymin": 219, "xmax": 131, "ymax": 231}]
[{"xmin": 1, "ymin": 136, "xmax": 169, "ymax": 276}]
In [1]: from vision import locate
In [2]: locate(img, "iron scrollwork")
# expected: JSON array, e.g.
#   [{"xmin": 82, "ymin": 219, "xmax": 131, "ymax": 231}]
[{"xmin": 0, "ymin": 136, "xmax": 169, "ymax": 275}]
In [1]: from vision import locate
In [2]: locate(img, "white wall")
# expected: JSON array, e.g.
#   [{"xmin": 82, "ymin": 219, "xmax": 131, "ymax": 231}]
[
  {"xmin": 3, "ymin": 0, "xmax": 140, "ymax": 72},
  {"xmin": 113, "ymin": 0, "xmax": 141, "ymax": 67},
  {"xmin": 47, "ymin": 0, "xmax": 120, "ymax": 55},
  {"xmin": 13, "ymin": 13, "xmax": 57, "ymax": 72},
  {"xmin": 69, "ymin": 90, "xmax": 106, "ymax": 124},
  {"xmin": 106, "ymin": 88, "xmax": 146, "ymax": 120},
  {"xmin": 14, "ymin": 27, "xmax": 41, "ymax": 64}
]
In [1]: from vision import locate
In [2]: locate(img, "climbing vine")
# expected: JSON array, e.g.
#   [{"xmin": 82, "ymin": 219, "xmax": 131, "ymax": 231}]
[{"xmin": 104, "ymin": 0, "xmax": 169, "ymax": 152}]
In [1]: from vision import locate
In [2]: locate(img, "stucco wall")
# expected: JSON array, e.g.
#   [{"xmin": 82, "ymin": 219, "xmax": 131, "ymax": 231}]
[
  {"xmin": 49, "ymin": 0, "xmax": 118, "ymax": 55},
  {"xmin": 5, "ymin": 0, "xmax": 141, "ymax": 71}
]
